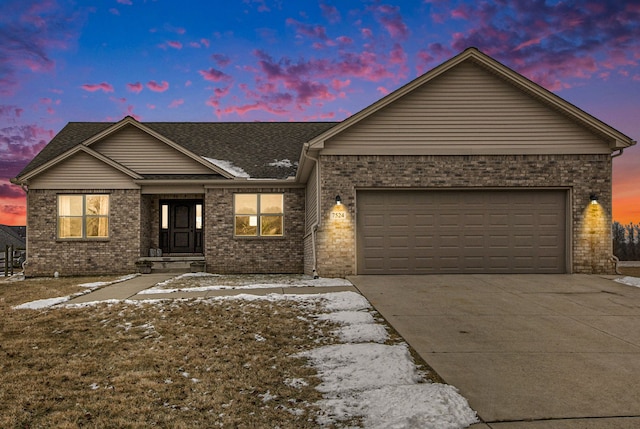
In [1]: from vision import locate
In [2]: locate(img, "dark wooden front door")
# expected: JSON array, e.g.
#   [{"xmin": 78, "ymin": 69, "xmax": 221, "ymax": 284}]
[{"xmin": 160, "ymin": 200, "xmax": 203, "ymax": 254}]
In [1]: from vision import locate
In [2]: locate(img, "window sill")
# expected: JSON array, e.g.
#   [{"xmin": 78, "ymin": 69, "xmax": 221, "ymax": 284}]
[
  {"xmin": 56, "ymin": 238, "xmax": 110, "ymax": 242},
  {"xmin": 234, "ymin": 235, "xmax": 285, "ymax": 240}
]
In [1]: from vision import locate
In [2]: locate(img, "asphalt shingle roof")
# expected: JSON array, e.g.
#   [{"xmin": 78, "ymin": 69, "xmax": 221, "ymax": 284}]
[{"xmin": 17, "ymin": 121, "xmax": 339, "ymax": 180}]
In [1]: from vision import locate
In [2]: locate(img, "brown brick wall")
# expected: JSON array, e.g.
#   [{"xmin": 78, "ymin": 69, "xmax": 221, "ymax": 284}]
[
  {"xmin": 25, "ymin": 189, "xmax": 141, "ymax": 277},
  {"xmin": 204, "ymin": 187, "xmax": 305, "ymax": 273},
  {"xmin": 314, "ymin": 154, "xmax": 613, "ymax": 277}
]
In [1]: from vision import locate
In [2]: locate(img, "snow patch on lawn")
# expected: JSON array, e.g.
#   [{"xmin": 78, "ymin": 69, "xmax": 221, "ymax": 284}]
[
  {"xmin": 13, "ymin": 296, "xmax": 71, "ymax": 310},
  {"xmin": 78, "ymin": 273, "xmax": 139, "ymax": 288},
  {"xmin": 139, "ymin": 274, "xmax": 352, "ymax": 294},
  {"xmin": 296, "ymin": 291, "xmax": 478, "ymax": 428},
  {"xmin": 615, "ymin": 276, "xmax": 640, "ymax": 288},
  {"xmin": 12, "ymin": 274, "xmax": 140, "ymax": 310}
]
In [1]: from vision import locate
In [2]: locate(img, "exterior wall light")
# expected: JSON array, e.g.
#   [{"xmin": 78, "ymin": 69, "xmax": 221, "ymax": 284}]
[
  {"xmin": 589, "ymin": 194, "xmax": 598, "ymax": 205},
  {"xmin": 335, "ymin": 195, "xmax": 342, "ymax": 205}
]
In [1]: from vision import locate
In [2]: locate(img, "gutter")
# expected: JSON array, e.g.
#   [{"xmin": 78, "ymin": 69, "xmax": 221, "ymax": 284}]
[
  {"xmin": 611, "ymin": 148, "xmax": 624, "ymax": 158},
  {"xmin": 302, "ymin": 143, "xmax": 321, "ymax": 279}
]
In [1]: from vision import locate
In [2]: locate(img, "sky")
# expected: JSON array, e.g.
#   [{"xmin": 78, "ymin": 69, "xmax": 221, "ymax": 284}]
[{"xmin": 1, "ymin": 0, "xmax": 639, "ymax": 226}]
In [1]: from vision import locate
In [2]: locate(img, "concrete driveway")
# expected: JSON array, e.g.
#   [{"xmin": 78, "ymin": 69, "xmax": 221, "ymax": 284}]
[{"xmin": 348, "ymin": 274, "xmax": 640, "ymax": 428}]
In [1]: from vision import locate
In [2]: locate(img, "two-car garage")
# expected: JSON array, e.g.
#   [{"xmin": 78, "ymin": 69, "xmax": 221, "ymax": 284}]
[{"xmin": 356, "ymin": 190, "xmax": 567, "ymax": 274}]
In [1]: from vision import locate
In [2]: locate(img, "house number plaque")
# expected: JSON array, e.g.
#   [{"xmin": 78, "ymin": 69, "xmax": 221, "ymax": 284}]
[{"xmin": 331, "ymin": 211, "xmax": 346, "ymax": 220}]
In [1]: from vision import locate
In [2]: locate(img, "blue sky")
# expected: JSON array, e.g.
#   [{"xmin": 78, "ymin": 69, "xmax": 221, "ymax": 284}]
[{"xmin": 1, "ymin": 0, "xmax": 639, "ymax": 224}]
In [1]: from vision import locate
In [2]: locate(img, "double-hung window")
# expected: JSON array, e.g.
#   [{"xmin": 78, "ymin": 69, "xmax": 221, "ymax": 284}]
[
  {"xmin": 234, "ymin": 194, "xmax": 283, "ymax": 237},
  {"xmin": 58, "ymin": 194, "xmax": 110, "ymax": 239}
]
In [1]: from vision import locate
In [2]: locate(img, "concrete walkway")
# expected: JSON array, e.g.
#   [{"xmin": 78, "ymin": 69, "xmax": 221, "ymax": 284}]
[
  {"xmin": 66, "ymin": 273, "xmax": 358, "ymax": 304},
  {"xmin": 349, "ymin": 274, "xmax": 640, "ymax": 429}
]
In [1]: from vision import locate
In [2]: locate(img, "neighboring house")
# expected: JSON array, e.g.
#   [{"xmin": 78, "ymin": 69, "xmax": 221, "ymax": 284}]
[
  {"xmin": 11, "ymin": 48, "xmax": 636, "ymax": 277},
  {"xmin": 0, "ymin": 225, "xmax": 26, "ymax": 251}
]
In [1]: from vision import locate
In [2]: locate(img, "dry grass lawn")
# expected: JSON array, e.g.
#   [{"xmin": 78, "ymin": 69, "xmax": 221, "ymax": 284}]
[{"xmin": 0, "ymin": 278, "xmax": 338, "ymax": 428}]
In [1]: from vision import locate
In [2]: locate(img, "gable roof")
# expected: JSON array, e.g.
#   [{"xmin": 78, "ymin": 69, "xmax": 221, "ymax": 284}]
[
  {"xmin": 304, "ymin": 47, "xmax": 636, "ymax": 152},
  {"xmin": 15, "ymin": 119, "xmax": 338, "ymax": 182}
]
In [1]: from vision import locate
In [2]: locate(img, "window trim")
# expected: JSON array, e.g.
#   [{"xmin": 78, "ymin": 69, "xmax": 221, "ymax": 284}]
[
  {"xmin": 57, "ymin": 194, "xmax": 110, "ymax": 240},
  {"xmin": 233, "ymin": 193, "xmax": 284, "ymax": 238}
]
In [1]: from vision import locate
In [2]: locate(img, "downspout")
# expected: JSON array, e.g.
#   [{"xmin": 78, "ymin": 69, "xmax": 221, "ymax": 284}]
[
  {"xmin": 20, "ymin": 183, "xmax": 29, "ymax": 273},
  {"xmin": 302, "ymin": 143, "xmax": 321, "ymax": 279}
]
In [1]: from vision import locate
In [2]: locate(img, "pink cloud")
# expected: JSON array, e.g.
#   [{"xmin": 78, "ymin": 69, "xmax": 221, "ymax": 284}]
[
  {"xmin": 320, "ymin": 3, "xmax": 341, "ymax": 23},
  {"xmin": 220, "ymin": 102, "xmax": 288, "ymax": 117},
  {"xmin": 361, "ymin": 28, "xmax": 373, "ymax": 38},
  {"xmin": 127, "ymin": 82, "xmax": 143, "ymax": 93},
  {"xmin": 146, "ymin": 104, "xmax": 156, "ymax": 110},
  {"xmin": 167, "ymin": 41, "xmax": 183, "ymax": 49},
  {"xmin": 451, "ymin": 5, "xmax": 471, "ymax": 20},
  {"xmin": 168, "ymin": 99, "xmax": 184, "ymax": 108},
  {"xmin": 389, "ymin": 43, "xmax": 408, "ymax": 78},
  {"xmin": 146, "ymin": 80, "xmax": 169, "ymax": 92},
  {"xmin": 201, "ymin": 38, "xmax": 210, "ymax": 48},
  {"xmin": 81, "ymin": 82, "xmax": 114, "ymax": 93},
  {"xmin": 286, "ymin": 18, "xmax": 328, "ymax": 40},
  {"xmin": 331, "ymin": 79, "xmax": 350, "ymax": 91},
  {"xmin": 109, "ymin": 8, "xmax": 120, "ymax": 15},
  {"xmin": 117, "ymin": 0, "xmax": 132, "ymax": 4},
  {"xmin": 371, "ymin": 4, "xmax": 409, "ymax": 40},
  {"xmin": 199, "ymin": 68, "xmax": 232, "ymax": 83},
  {"xmin": 211, "ymin": 54, "xmax": 231, "ymax": 67},
  {"xmin": 0, "ymin": 124, "xmax": 52, "ymax": 166},
  {"xmin": 336, "ymin": 36, "xmax": 353, "ymax": 45},
  {"xmin": 377, "ymin": 86, "xmax": 389, "ymax": 95}
]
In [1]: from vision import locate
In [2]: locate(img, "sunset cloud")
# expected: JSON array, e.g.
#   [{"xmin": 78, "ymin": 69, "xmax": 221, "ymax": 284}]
[
  {"xmin": 127, "ymin": 82, "xmax": 144, "ymax": 93},
  {"xmin": 286, "ymin": 18, "xmax": 328, "ymax": 40},
  {"xmin": 146, "ymin": 80, "xmax": 169, "ymax": 92},
  {"xmin": 211, "ymin": 54, "xmax": 231, "ymax": 67},
  {"xmin": 81, "ymin": 82, "xmax": 114, "ymax": 93},
  {"xmin": 371, "ymin": 4, "xmax": 409, "ymax": 40},
  {"xmin": 0, "ymin": 0, "xmax": 82, "ymax": 95},
  {"xmin": 167, "ymin": 41, "xmax": 183, "ymax": 49},
  {"xmin": 199, "ymin": 68, "xmax": 233, "ymax": 83},
  {"xmin": 320, "ymin": 3, "xmax": 341, "ymax": 23},
  {"xmin": 168, "ymin": 99, "xmax": 184, "ymax": 108}
]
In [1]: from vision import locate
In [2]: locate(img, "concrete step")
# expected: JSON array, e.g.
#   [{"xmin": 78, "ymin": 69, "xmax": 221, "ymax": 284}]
[{"xmin": 136, "ymin": 256, "xmax": 205, "ymax": 274}]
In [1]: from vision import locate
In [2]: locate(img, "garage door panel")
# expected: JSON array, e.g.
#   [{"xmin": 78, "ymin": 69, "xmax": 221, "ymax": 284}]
[{"xmin": 357, "ymin": 190, "xmax": 566, "ymax": 274}]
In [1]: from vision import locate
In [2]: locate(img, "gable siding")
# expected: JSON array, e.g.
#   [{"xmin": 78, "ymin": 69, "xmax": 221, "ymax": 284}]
[
  {"xmin": 323, "ymin": 62, "xmax": 609, "ymax": 155},
  {"xmin": 91, "ymin": 125, "xmax": 214, "ymax": 174},
  {"xmin": 29, "ymin": 152, "xmax": 138, "ymax": 189}
]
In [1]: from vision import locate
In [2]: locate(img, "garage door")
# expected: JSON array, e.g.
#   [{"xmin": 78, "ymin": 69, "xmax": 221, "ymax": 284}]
[{"xmin": 357, "ymin": 190, "xmax": 566, "ymax": 274}]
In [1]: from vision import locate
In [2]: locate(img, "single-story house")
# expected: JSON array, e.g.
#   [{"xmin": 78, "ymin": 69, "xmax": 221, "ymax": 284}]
[{"xmin": 12, "ymin": 48, "xmax": 636, "ymax": 277}]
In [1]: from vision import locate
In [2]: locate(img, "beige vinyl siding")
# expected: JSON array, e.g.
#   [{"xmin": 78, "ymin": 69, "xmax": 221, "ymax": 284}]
[
  {"xmin": 91, "ymin": 125, "xmax": 214, "ymax": 174},
  {"xmin": 305, "ymin": 163, "xmax": 318, "ymax": 235},
  {"xmin": 323, "ymin": 62, "xmax": 609, "ymax": 155},
  {"xmin": 29, "ymin": 152, "xmax": 138, "ymax": 189}
]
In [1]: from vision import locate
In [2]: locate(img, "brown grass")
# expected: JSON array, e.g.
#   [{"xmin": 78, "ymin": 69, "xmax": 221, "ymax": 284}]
[
  {"xmin": 0, "ymin": 279, "xmax": 338, "ymax": 428},
  {"xmin": 0, "ymin": 275, "xmax": 122, "ymax": 307}
]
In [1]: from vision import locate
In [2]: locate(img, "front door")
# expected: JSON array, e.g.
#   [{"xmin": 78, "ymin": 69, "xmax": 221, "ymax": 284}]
[{"xmin": 160, "ymin": 200, "xmax": 203, "ymax": 254}]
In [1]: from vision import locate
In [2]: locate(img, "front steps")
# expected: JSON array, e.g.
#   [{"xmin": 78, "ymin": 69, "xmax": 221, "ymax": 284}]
[{"xmin": 136, "ymin": 255, "xmax": 206, "ymax": 273}]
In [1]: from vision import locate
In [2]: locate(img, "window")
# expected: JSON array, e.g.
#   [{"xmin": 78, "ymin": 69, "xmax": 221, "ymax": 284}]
[
  {"xmin": 58, "ymin": 194, "xmax": 109, "ymax": 239},
  {"xmin": 234, "ymin": 194, "xmax": 283, "ymax": 237}
]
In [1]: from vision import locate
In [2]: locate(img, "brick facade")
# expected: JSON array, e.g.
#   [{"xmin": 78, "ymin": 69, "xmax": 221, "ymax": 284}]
[
  {"xmin": 313, "ymin": 154, "xmax": 613, "ymax": 277},
  {"xmin": 204, "ymin": 187, "xmax": 305, "ymax": 273},
  {"xmin": 25, "ymin": 189, "xmax": 141, "ymax": 277}
]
